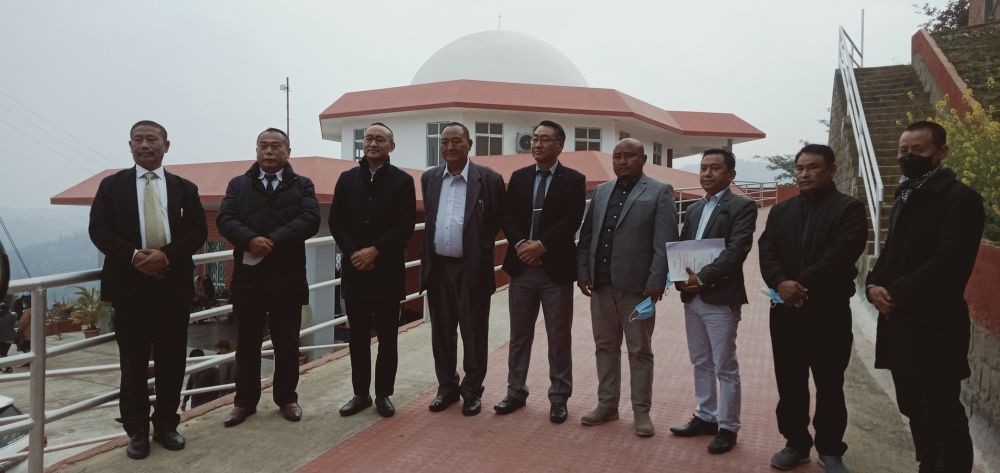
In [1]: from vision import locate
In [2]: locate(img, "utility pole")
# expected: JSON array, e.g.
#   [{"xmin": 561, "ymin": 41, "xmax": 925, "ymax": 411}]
[{"xmin": 279, "ymin": 77, "xmax": 290, "ymax": 140}]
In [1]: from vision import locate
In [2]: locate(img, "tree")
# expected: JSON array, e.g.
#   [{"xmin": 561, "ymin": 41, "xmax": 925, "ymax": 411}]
[
  {"xmin": 904, "ymin": 87, "xmax": 1000, "ymax": 241},
  {"xmin": 753, "ymin": 154, "xmax": 796, "ymax": 184},
  {"xmin": 915, "ymin": 0, "xmax": 970, "ymax": 32}
]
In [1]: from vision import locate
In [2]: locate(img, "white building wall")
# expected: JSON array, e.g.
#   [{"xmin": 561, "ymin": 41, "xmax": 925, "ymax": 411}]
[{"xmin": 329, "ymin": 111, "xmax": 687, "ymax": 171}]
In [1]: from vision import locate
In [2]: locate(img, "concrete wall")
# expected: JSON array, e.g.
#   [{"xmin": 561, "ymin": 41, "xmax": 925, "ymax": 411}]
[
  {"xmin": 827, "ymin": 70, "xmax": 861, "ymax": 196},
  {"xmin": 963, "ymin": 242, "xmax": 1000, "ymax": 466}
]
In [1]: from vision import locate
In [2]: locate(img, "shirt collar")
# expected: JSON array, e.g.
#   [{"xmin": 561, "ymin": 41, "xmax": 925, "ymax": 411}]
[
  {"xmin": 442, "ymin": 160, "xmax": 470, "ymax": 181},
  {"xmin": 258, "ymin": 168, "xmax": 284, "ymax": 181},
  {"xmin": 136, "ymin": 165, "xmax": 165, "ymax": 180},
  {"xmin": 536, "ymin": 161, "xmax": 559, "ymax": 175},
  {"xmin": 704, "ymin": 188, "xmax": 728, "ymax": 203}
]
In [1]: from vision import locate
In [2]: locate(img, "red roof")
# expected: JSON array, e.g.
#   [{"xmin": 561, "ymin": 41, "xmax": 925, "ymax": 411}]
[
  {"xmin": 471, "ymin": 151, "xmax": 741, "ymax": 199},
  {"xmin": 51, "ymin": 153, "xmax": 721, "ymax": 209},
  {"xmin": 49, "ymin": 157, "xmax": 425, "ymax": 208},
  {"xmin": 319, "ymin": 80, "xmax": 765, "ymax": 139}
]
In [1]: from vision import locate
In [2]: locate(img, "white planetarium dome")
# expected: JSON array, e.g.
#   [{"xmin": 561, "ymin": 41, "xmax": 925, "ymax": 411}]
[{"xmin": 411, "ymin": 30, "xmax": 588, "ymax": 87}]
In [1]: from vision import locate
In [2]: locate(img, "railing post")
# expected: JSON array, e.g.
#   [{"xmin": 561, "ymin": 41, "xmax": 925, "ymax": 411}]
[{"xmin": 28, "ymin": 286, "xmax": 46, "ymax": 473}]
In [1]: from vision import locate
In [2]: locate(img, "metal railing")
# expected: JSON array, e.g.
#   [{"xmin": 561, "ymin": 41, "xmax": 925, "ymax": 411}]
[
  {"xmin": 839, "ymin": 25, "xmax": 884, "ymax": 256},
  {"xmin": 0, "ymin": 230, "xmax": 497, "ymax": 472},
  {"xmin": 0, "ymin": 182, "xmax": 781, "ymax": 471},
  {"xmin": 674, "ymin": 182, "xmax": 777, "ymax": 226}
]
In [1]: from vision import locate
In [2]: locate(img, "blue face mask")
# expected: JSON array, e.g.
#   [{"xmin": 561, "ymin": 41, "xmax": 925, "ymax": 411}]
[{"xmin": 629, "ymin": 297, "xmax": 656, "ymax": 322}]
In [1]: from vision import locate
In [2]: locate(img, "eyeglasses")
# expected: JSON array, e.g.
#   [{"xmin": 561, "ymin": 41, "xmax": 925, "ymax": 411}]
[
  {"xmin": 363, "ymin": 136, "xmax": 390, "ymax": 145},
  {"xmin": 531, "ymin": 136, "xmax": 558, "ymax": 145}
]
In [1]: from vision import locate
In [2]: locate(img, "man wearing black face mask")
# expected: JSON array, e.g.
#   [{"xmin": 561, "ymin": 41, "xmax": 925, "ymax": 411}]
[{"xmin": 866, "ymin": 121, "xmax": 985, "ymax": 473}]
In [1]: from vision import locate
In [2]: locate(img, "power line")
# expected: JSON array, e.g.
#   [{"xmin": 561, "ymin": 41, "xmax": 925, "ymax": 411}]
[
  {"xmin": 0, "ymin": 101, "xmax": 117, "ymax": 170},
  {"xmin": 0, "ymin": 214, "xmax": 31, "ymax": 278},
  {"xmin": 0, "ymin": 89, "xmax": 118, "ymax": 168},
  {"xmin": 0, "ymin": 116, "xmax": 97, "ymax": 175}
]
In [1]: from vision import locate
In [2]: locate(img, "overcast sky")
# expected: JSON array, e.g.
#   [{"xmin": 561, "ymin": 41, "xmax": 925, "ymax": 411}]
[{"xmin": 0, "ymin": 0, "xmax": 941, "ymax": 209}]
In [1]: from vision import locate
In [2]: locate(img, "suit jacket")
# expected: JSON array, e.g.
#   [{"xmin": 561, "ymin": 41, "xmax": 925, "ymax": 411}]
[
  {"xmin": 89, "ymin": 166, "xmax": 207, "ymax": 305},
  {"xmin": 420, "ymin": 161, "xmax": 505, "ymax": 296},
  {"xmin": 867, "ymin": 168, "xmax": 984, "ymax": 379},
  {"xmin": 501, "ymin": 162, "xmax": 586, "ymax": 284},
  {"xmin": 217, "ymin": 162, "xmax": 321, "ymax": 305},
  {"xmin": 678, "ymin": 190, "xmax": 758, "ymax": 305},
  {"xmin": 329, "ymin": 158, "xmax": 416, "ymax": 302},
  {"xmin": 577, "ymin": 174, "xmax": 678, "ymax": 294}
]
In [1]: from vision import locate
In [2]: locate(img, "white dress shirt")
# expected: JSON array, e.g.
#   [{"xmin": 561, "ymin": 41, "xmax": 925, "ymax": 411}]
[
  {"xmin": 695, "ymin": 188, "xmax": 728, "ymax": 240},
  {"xmin": 433, "ymin": 162, "xmax": 469, "ymax": 257},
  {"xmin": 258, "ymin": 167, "xmax": 284, "ymax": 190},
  {"xmin": 135, "ymin": 165, "xmax": 172, "ymax": 249}
]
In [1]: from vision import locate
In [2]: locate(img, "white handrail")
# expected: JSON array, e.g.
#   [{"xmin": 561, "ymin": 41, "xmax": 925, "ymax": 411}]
[{"xmin": 839, "ymin": 26, "xmax": 883, "ymax": 257}]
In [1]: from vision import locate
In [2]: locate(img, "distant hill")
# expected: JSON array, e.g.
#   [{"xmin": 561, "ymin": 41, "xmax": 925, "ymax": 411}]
[{"xmin": 1, "ymin": 206, "xmax": 97, "ymax": 302}]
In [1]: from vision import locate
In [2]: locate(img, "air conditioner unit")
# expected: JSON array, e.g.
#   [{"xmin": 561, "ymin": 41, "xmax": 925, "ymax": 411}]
[{"xmin": 515, "ymin": 132, "xmax": 533, "ymax": 154}]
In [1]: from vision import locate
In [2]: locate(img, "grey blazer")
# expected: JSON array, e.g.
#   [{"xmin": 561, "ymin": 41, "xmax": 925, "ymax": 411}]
[
  {"xmin": 420, "ymin": 161, "xmax": 506, "ymax": 296},
  {"xmin": 678, "ymin": 190, "xmax": 758, "ymax": 306},
  {"xmin": 577, "ymin": 174, "xmax": 678, "ymax": 293}
]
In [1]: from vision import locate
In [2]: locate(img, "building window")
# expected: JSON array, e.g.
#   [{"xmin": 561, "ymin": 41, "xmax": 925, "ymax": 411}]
[
  {"xmin": 205, "ymin": 241, "xmax": 227, "ymax": 293},
  {"xmin": 474, "ymin": 122, "xmax": 503, "ymax": 156},
  {"xmin": 618, "ymin": 131, "xmax": 631, "ymax": 140},
  {"xmin": 574, "ymin": 127, "xmax": 601, "ymax": 151},
  {"xmin": 353, "ymin": 128, "xmax": 364, "ymax": 160},
  {"xmin": 653, "ymin": 142, "xmax": 663, "ymax": 166},
  {"xmin": 426, "ymin": 122, "xmax": 451, "ymax": 167}
]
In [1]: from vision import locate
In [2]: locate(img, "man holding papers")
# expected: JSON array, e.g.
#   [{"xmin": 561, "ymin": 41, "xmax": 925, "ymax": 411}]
[
  {"xmin": 217, "ymin": 128, "xmax": 320, "ymax": 427},
  {"xmin": 668, "ymin": 149, "xmax": 757, "ymax": 455},
  {"xmin": 758, "ymin": 144, "xmax": 867, "ymax": 473},
  {"xmin": 577, "ymin": 138, "xmax": 677, "ymax": 437}
]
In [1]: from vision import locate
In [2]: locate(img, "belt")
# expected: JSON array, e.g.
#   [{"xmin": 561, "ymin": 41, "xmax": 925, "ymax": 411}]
[{"xmin": 433, "ymin": 254, "xmax": 464, "ymax": 264}]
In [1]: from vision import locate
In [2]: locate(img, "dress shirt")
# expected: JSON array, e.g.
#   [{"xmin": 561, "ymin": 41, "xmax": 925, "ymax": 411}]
[
  {"xmin": 433, "ymin": 162, "xmax": 469, "ymax": 258},
  {"xmin": 258, "ymin": 167, "xmax": 284, "ymax": 190},
  {"xmin": 695, "ymin": 188, "xmax": 728, "ymax": 240},
  {"xmin": 135, "ymin": 165, "xmax": 172, "ymax": 250}
]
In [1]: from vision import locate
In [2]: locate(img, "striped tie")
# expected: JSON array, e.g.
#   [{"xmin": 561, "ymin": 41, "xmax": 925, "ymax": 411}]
[{"xmin": 143, "ymin": 172, "xmax": 168, "ymax": 249}]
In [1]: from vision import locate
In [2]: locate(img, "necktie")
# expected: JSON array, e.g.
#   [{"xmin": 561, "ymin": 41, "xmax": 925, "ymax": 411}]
[
  {"xmin": 530, "ymin": 169, "xmax": 551, "ymax": 240},
  {"xmin": 265, "ymin": 173, "xmax": 277, "ymax": 193},
  {"xmin": 143, "ymin": 172, "xmax": 167, "ymax": 249}
]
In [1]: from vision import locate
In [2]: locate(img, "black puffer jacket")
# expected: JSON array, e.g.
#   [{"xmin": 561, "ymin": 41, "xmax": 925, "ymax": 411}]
[{"xmin": 217, "ymin": 162, "xmax": 320, "ymax": 304}]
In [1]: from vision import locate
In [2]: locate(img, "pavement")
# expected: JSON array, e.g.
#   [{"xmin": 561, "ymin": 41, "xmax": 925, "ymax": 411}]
[{"xmin": 13, "ymin": 208, "xmax": 992, "ymax": 472}]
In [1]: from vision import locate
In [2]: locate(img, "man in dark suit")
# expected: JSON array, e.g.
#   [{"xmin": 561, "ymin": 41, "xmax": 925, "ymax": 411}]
[
  {"xmin": 668, "ymin": 149, "xmax": 757, "ymax": 454},
  {"xmin": 89, "ymin": 120, "xmax": 207, "ymax": 460},
  {"xmin": 420, "ymin": 122, "xmax": 505, "ymax": 416},
  {"xmin": 577, "ymin": 138, "xmax": 678, "ymax": 437},
  {"xmin": 495, "ymin": 120, "xmax": 585, "ymax": 423},
  {"xmin": 867, "ymin": 121, "xmax": 984, "ymax": 473},
  {"xmin": 758, "ymin": 144, "xmax": 867, "ymax": 472},
  {"xmin": 216, "ymin": 128, "xmax": 320, "ymax": 427},
  {"xmin": 330, "ymin": 122, "xmax": 416, "ymax": 418}
]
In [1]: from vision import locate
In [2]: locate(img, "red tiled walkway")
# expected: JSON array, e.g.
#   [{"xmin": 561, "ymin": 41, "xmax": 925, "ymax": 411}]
[{"xmin": 298, "ymin": 210, "xmax": 828, "ymax": 473}]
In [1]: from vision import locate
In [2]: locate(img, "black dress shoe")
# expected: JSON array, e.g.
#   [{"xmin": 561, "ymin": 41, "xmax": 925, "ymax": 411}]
[
  {"xmin": 669, "ymin": 415, "xmax": 719, "ymax": 437},
  {"xmin": 549, "ymin": 403, "xmax": 568, "ymax": 424},
  {"xmin": 493, "ymin": 396, "xmax": 526, "ymax": 415},
  {"xmin": 707, "ymin": 429, "xmax": 737, "ymax": 454},
  {"xmin": 462, "ymin": 398, "xmax": 482, "ymax": 416},
  {"xmin": 152, "ymin": 430, "xmax": 186, "ymax": 451},
  {"xmin": 126, "ymin": 433, "xmax": 150, "ymax": 460},
  {"xmin": 375, "ymin": 397, "xmax": 395, "ymax": 417},
  {"xmin": 339, "ymin": 395, "xmax": 373, "ymax": 417},
  {"xmin": 428, "ymin": 394, "xmax": 459, "ymax": 412}
]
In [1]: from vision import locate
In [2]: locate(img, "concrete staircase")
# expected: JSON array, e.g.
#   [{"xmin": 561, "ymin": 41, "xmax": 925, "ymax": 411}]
[{"xmin": 851, "ymin": 65, "xmax": 937, "ymax": 252}]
